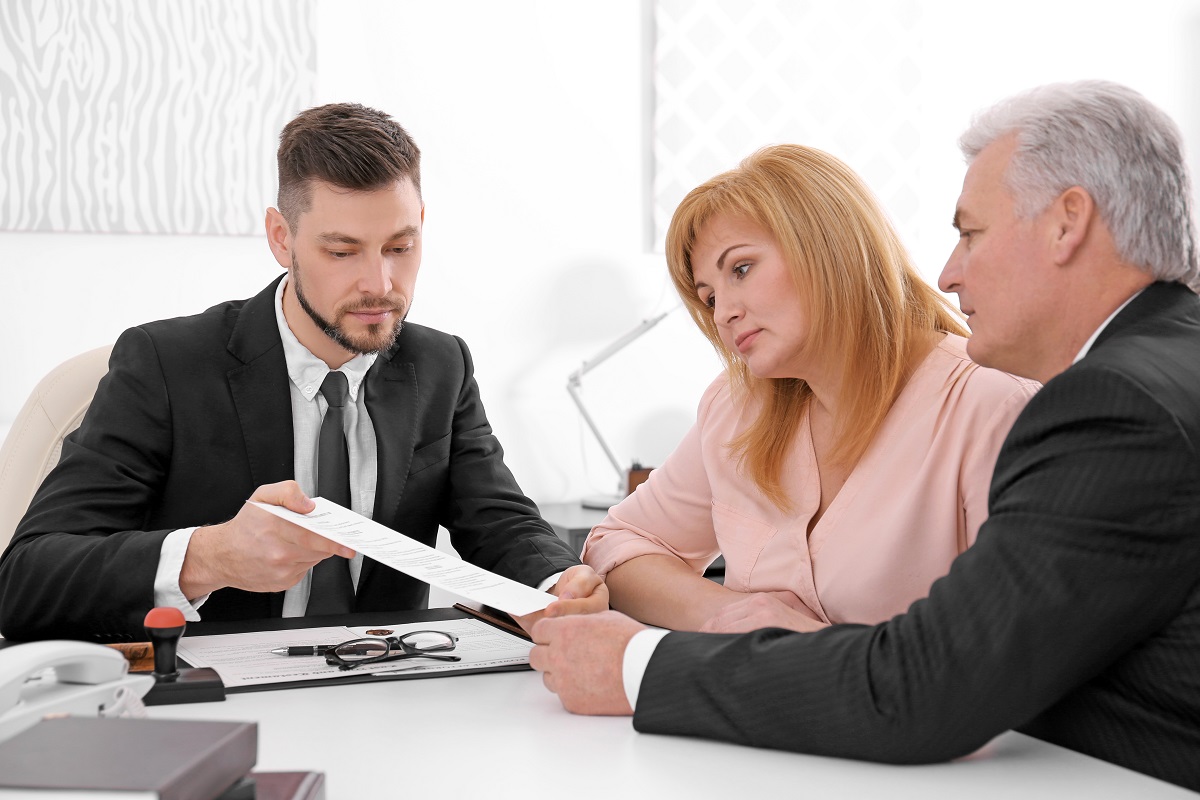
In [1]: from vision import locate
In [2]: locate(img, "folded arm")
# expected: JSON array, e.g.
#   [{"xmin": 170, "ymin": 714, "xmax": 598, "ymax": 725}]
[{"xmin": 583, "ymin": 405, "xmax": 739, "ymax": 629}]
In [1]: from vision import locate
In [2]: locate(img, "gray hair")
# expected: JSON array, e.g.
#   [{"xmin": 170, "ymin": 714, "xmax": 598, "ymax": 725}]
[{"xmin": 960, "ymin": 80, "xmax": 1199, "ymax": 288}]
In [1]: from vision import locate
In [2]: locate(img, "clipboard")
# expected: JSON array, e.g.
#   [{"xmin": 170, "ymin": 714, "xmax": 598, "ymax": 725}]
[
  {"xmin": 178, "ymin": 607, "xmax": 532, "ymax": 694},
  {"xmin": 451, "ymin": 602, "xmax": 531, "ymax": 641}
]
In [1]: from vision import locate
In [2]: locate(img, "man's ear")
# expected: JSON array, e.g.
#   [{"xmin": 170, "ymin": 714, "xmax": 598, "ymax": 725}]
[
  {"xmin": 265, "ymin": 207, "xmax": 293, "ymax": 269},
  {"xmin": 1048, "ymin": 186, "xmax": 1095, "ymax": 266}
]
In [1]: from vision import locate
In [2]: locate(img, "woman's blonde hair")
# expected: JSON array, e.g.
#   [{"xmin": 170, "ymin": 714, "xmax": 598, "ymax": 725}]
[{"xmin": 665, "ymin": 144, "xmax": 966, "ymax": 510}]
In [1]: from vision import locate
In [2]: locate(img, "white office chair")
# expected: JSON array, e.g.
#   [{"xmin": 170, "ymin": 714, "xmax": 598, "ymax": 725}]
[{"xmin": 0, "ymin": 346, "xmax": 113, "ymax": 552}]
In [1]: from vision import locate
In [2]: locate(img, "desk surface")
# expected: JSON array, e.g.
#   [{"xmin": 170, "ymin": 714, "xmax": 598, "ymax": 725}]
[{"xmin": 146, "ymin": 669, "xmax": 1192, "ymax": 799}]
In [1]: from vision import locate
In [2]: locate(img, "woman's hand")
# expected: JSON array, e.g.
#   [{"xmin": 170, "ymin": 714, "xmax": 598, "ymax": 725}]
[
  {"xmin": 514, "ymin": 565, "xmax": 609, "ymax": 633},
  {"xmin": 699, "ymin": 590, "xmax": 830, "ymax": 634}
]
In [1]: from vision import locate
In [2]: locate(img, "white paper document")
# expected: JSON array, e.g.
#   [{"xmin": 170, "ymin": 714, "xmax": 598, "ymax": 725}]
[
  {"xmin": 251, "ymin": 498, "xmax": 555, "ymax": 616},
  {"xmin": 177, "ymin": 618, "xmax": 532, "ymax": 689}
]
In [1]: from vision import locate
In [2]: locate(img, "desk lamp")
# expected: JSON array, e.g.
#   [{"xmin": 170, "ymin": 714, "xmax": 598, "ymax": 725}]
[{"xmin": 567, "ymin": 310, "xmax": 671, "ymax": 509}]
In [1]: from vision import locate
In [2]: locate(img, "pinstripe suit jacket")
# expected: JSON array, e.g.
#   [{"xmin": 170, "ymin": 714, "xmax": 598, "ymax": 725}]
[
  {"xmin": 0, "ymin": 277, "xmax": 579, "ymax": 641},
  {"xmin": 634, "ymin": 281, "xmax": 1200, "ymax": 792}
]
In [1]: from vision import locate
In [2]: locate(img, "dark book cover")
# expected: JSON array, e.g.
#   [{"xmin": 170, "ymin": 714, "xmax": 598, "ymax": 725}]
[
  {"xmin": 246, "ymin": 772, "xmax": 326, "ymax": 800},
  {"xmin": 0, "ymin": 717, "xmax": 256, "ymax": 799}
]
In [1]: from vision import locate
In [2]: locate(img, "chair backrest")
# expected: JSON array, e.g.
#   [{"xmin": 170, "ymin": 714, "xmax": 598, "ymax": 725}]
[{"xmin": 0, "ymin": 346, "xmax": 113, "ymax": 553}]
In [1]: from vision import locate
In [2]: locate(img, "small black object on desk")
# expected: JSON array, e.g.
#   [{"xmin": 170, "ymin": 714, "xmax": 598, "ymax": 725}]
[{"xmin": 140, "ymin": 606, "xmax": 226, "ymax": 705}]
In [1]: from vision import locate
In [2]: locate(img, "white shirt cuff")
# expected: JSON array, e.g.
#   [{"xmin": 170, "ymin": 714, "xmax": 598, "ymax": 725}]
[
  {"xmin": 154, "ymin": 528, "xmax": 209, "ymax": 621},
  {"xmin": 623, "ymin": 628, "xmax": 671, "ymax": 710},
  {"xmin": 537, "ymin": 571, "xmax": 565, "ymax": 593}
]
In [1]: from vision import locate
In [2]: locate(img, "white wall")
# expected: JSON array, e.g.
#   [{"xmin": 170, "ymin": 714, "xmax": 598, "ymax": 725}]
[
  {"xmin": 898, "ymin": 0, "xmax": 1200, "ymax": 282},
  {"xmin": 4, "ymin": 0, "xmax": 1200, "ymax": 505},
  {"xmin": 0, "ymin": 1, "xmax": 720, "ymax": 505},
  {"xmin": 312, "ymin": 0, "xmax": 722, "ymax": 501}
]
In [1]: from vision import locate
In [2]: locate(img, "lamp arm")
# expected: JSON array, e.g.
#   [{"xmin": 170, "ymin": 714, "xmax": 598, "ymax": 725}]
[
  {"xmin": 567, "ymin": 311, "xmax": 671, "ymax": 381},
  {"xmin": 566, "ymin": 378, "xmax": 624, "ymax": 481},
  {"xmin": 565, "ymin": 310, "xmax": 674, "ymax": 489}
]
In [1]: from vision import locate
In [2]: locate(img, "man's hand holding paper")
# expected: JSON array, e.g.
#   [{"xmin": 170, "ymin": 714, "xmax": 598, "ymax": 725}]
[
  {"xmin": 253, "ymin": 497, "xmax": 605, "ymax": 618},
  {"xmin": 181, "ymin": 481, "xmax": 356, "ymax": 599}
]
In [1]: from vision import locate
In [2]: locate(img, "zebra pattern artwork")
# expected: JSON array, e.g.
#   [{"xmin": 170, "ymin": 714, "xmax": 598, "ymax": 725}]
[{"xmin": 0, "ymin": 0, "xmax": 316, "ymax": 234}]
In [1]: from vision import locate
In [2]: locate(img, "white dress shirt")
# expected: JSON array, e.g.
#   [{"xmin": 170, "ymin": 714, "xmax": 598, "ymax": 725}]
[
  {"xmin": 620, "ymin": 287, "xmax": 1146, "ymax": 710},
  {"xmin": 1071, "ymin": 288, "xmax": 1143, "ymax": 364}
]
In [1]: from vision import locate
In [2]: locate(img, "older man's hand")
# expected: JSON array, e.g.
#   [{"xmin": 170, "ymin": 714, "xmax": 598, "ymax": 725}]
[
  {"xmin": 530, "ymin": 610, "xmax": 646, "ymax": 716},
  {"xmin": 181, "ymin": 480, "xmax": 355, "ymax": 599}
]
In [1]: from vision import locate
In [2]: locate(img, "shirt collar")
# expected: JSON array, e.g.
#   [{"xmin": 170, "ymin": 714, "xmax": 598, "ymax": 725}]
[
  {"xmin": 274, "ymin": 275, "xmax": 377, "ymax": 403},
  {"xmin": 1071, "ymin": 287, "xmax": 1146, "ymax": 365}
]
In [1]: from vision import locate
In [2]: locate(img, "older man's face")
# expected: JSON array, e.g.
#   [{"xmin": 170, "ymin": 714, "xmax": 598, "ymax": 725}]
[{"xmin": 939, "ymin": 134, "xmax": 1057, "ymax": 381}]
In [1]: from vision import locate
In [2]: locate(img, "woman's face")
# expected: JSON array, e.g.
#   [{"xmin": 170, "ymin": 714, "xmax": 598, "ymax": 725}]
[{"xmin": 690, "ymin": 214, "xmax": 814, "ymax": 381}]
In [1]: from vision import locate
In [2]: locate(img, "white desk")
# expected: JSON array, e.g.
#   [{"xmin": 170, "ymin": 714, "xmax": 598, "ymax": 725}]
[{"xmin": 146, "ymin": 669, "xmax": 1193, "ymax": 799}]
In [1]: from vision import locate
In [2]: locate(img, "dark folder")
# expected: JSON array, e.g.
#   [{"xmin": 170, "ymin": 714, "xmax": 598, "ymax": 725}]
[
  {"xmin": 181, "ymin": 606, "xmax": 532, "ymax": 694},
  {"xmin": 223, "ymin": 772, "xmax": 325, "ymax": 800}
]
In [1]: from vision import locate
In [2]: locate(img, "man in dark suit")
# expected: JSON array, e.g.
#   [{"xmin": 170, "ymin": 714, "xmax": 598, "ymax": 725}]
[
  {"xmin": 0, "ymin": 103, "xmax": 605, "ymax": 642},
  {"xmin": 530, "ymin": 81, "xmax": 1200, "ymax": 791}
]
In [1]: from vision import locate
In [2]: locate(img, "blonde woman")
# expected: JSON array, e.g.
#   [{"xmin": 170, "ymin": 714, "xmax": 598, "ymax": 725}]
[{"xmin": 582, "ymin": 145, "xmax": 1038, "ymax": 633}]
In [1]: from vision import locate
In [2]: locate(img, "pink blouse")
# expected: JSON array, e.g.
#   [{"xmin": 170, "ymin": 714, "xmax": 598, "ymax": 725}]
[{"xmin": 582, "ymin": 334, "xmax": 1039, "ymax": 625}]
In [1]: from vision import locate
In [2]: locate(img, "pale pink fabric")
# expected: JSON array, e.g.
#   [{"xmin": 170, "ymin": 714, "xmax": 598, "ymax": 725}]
[{"xmin": 582, "ymin": 334, "xmax": 1039, "ymax": 625}]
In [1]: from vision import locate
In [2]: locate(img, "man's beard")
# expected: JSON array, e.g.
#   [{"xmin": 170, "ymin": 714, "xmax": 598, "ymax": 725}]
[{"xmin": 291, "ymin": 256, "xmax": 406, "ymax": 355}]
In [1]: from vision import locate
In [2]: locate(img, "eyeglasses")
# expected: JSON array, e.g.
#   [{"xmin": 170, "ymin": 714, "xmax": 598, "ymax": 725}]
[{"xmin": 324, "ymin": 630, "xmax": 461, "ymax": 671}]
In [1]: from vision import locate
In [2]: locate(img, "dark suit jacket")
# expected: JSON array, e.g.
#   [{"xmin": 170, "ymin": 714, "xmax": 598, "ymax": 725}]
[
  {"xmin": 634, "ymin": 281, "xmax": 1200, "ymax": 792},
  {"xmin": 0, "ymin": 277, "xmax": 579, "ymax": 641}
]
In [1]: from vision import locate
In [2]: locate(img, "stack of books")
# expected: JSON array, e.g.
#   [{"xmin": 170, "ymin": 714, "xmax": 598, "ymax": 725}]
[{"xmin": 0, "ymin": 717, "xmax": 323, "ymax": 799}]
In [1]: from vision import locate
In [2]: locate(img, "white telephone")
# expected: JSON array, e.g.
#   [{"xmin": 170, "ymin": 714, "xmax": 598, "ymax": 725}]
[{"xmin": 0, "ymin": 640, "xmax": 154, "ymax": 742}]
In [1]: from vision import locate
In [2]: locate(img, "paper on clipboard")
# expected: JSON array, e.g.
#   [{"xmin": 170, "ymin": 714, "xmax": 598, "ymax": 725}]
[
  {"xmin": 251, "ymin": 498, "xmax": 555, "ymax": 616},
  {"xmin": 177, "ymin": 618, "xmax": 533, "ymax": 689}
]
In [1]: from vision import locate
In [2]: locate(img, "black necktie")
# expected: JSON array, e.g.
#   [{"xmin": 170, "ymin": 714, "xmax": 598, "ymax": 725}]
[{"xmin": 306, "ymin": 371, "xmax": 355, "ymax": 616}]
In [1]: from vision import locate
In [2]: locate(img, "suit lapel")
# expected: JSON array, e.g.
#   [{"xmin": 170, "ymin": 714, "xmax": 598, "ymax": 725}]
[
  {"xmin": 225, "ymin": 276, "xmax": 294, "ymax": 617},
  {"xmin": 1092, "ymin": 281, "xmax": 1192, "ymax": 352},
  {"xmin": 360, "ymin": 350, "xmax": 418, "ymax": 591}
]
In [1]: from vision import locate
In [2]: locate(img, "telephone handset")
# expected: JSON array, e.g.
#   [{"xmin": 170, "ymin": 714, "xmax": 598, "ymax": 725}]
[{"xmin": 0, "ymin": 640, "xmax": 154, "ymax": 742}]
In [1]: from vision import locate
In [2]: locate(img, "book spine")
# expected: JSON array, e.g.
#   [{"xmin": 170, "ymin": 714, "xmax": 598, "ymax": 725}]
[{"xmin": 164, "ymin": 724, "xmax": 258, "ymax": 800}]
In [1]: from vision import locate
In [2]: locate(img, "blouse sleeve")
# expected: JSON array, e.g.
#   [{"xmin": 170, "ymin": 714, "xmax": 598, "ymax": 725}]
[
  {"xmin": 581, "ymin": 378, "xmax": 727, "ymax": 578},
  {"xmin": 960, "ymin": 374, "xmax": 1040, "ymax": 547}
]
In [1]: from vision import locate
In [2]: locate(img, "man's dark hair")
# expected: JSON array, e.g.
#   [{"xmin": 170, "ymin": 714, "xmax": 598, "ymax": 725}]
[{"xmin": 277, "ymin": 102, "xmax": 421, "ymax": 229}]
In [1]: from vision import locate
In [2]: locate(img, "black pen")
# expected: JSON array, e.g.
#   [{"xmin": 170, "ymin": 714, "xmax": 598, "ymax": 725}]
[
  {"xmin": 271, "ymin": 643, "xmax": 387, "ymax": 656},
  {"xmin": 270, "ymin": 645, "xmax": 339, "ymax": 656}
]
